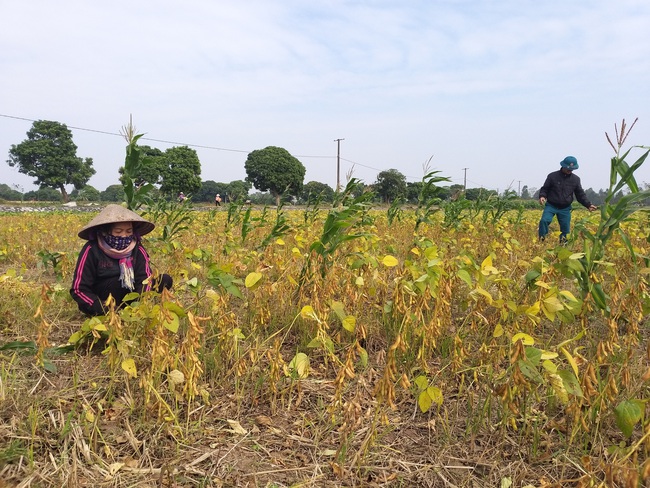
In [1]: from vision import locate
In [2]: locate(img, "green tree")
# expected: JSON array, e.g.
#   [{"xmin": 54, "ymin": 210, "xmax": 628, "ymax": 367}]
[
  {"xmin": 407, "ymin": 181, "xmax": 450, "ymax": 203},
  {"xmin": 194, "ymin": 180, "xmax": 227, "ymax": 202},
  {"xmin": 448, "ymin": 184, "xmax": 465, "ymax": 200},
  {"xmin": 100, "ymin": 184, "xmax": 125, "ymax": 202},
  {"xmin": 24, "ymin": 187, "xmax": 63, "ymax": 202},
  {"xmin": 159, "ymin": 146, "xmax": 202, "ymax": 197},
  {"xmin": 248, "ymin": 191, "xmax": 276, "ymax": 205},
  {"xmin": 375, "ymin": 169, "xmax": 406, "ymax": 204},
  {"xmin": 406, "ymin": 181, "xmax": 422, "ymax": 203},
  {"xmin": 7, "ymin": 120, "xmax": 95, "ymax": 202},
  {"xmin": 70, "ymin": 185, "xmax": 101, "ymax": 202},
  {"xmin": 300, "ymin": 181, "xmax": 334, "ymax": 204},
  {"xmin": 0, "ymin": 184, "xmax": 24, "ymax": 201},
  {"xmin": 244, "ymin": 146, "xmax": 305, "ymax": 206},
  {"xmin": 465, "ymin": 188, "xmax": 497, "ymax": 201},
  {"xmin": 227, "ymin": 180, "xmax": 252, "ymax": 202},
  {"xmin": 118, "ymin": 145, "xmax": 165, "ymax": 187}
]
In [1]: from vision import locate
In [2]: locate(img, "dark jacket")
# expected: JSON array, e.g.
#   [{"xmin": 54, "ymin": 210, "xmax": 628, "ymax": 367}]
[
  {"xmin": 539, "ymin": 170, "xmax": 592, "ymax": 209},
  {"xmin": 70, "ymin": 241, "xmax": 153, "ymax": 316}
]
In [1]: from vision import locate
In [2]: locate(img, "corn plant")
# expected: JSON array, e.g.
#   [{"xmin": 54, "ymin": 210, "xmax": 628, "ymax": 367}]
[
  {"xmin": 386, "ymin": 196, "xmax": 404, "ymax": 226},
  {"xmin": 442, "ymin": 197, "xmax": 471, "ymax": 228},
  {"xmin": 302, "ymin": 191, "xmax": 325, "ymax": 227},
  {"xmin": 297, "ymin": 179, "xmax": 376, "ymax": 293},
  {"xmin": 259, "ymin": 202, "xmax": 292, "ymax": 250},
  {"xmin": 144, "ymin": 197, "xmax": 193, "ymax": 244},
  {"xmin": 241, "ymin": 205, "xmax": 271, "ymax": 244},
  {"xmin": 572, "ymin": 118, "xmax": 650, "ymax": 314},
  {"xmin": 482, "ymin": 190, "xmax": 520, "ymax": 225},
  {"xmin": 414, "ymin": 169, "xmax": 450, "ymax": 232},
  {"xmin": 120, "ymin": 124, "xmax": 156, "ymax": 211}
]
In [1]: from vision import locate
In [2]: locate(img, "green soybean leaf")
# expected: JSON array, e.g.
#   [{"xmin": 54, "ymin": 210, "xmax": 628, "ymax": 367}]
[{"xmin": 614, "ymin": 400, "xmax": 644, "ymax": 438}]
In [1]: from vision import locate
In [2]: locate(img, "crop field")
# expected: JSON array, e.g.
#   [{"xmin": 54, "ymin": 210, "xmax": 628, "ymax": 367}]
[{"xmin": 0, "ymin": 188, "xmax": 649, "ymax": 488}]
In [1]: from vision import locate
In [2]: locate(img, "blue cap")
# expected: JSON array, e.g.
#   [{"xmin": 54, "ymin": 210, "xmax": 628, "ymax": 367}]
[{"xmin": 560, "ymin": 156, "xmax": 579, "ymax": 170}]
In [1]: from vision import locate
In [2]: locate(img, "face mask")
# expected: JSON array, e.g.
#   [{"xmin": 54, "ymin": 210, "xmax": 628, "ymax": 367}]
[{"xmin": 103, "ymin": 234, "xmax": 134, "ymax": 251}]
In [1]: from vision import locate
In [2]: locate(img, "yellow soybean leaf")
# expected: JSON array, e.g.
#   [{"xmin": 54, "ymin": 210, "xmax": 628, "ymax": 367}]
[
  {"xmin": 410, "ymin": 247, "xmax": 420, "ymax": 256},
  {"xmin": 493, "ymin": 323, "xmax": 504, "ymax": 338},
  {"xmin": 121, "ymin": 358, "xmax": 138, "ymax": 378},
  {"xmin": 414, "ymin": 375, "xmax": 429, "ymax": 390},
  {"xmin": 68, "ymin": 331, "xmax": 84, "ymax": 344},
  {"xmin": 287, "ymin": 352, "xmax": 310, "ymax": 379},
  {"xmin": 540, "ymin": 350, "xmax": 559, "ymax": 360},
  {"xmin": 418, "ymin": 390, "xmax": 432, "ymax": 413},
  {"xmin": 355, "ymin": 276, "xmax": 364, "ymax": 287},
  {"xmin": 162, "ymin": 311, "xmax": 179, "ymax": 333},
  {"xmin": 549, "ymin": 373, "xmax": 569, "ymax": 404},
  {"xmin": 512, "ymin": 333, "xmax": 535, "ymax": 346},
  {"xmin": 382, "ymin": 255, "xmax": 399, "ymax": 267},
  {"xmin": 559, "ymin": 290, "xmax": 579, "ymax": 302},
  {"xmin": 245, "ymin": 271, "xmax": 263, "ymax": 289},
  {"xmin": 300, "ymin": 305, "xmax": 318, "ymax": 321},
  {"xmin": 276, "ymin": 238, "xmax": 285, "ymax": 246},
  {"xmin": 427, "ymin": 386, "xmax": 443, "ymax": 406},
  {"xmin": 331, "ymin": 301, "xmax": 346, "ymax": 321},
  {"xmin": 525, "ymin": 301, "xmax": 540, "ymax": 316},
  {"xmin": 342, "ymin": 315, "xmax": 356, "ymax": 333},
  {"xmin": 542, "ymin": 360, "xmax": 557, "ymax": 373},
  {"xmin": 560, "ymin": 346, "xmax": 580, "ymax": 378},
  {"xmin": 93, "ymin": 322, "xmax": 107, "ymax": 332},
  {"xmin": 543, "ymin": 296, "xmax": 564, "ymax": 312},
  {"xmin": 472, "ymin": 287, "xmax": 493, "ymax": 305}
]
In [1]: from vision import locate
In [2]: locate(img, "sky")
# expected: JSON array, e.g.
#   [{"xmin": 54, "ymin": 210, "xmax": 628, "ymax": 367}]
[{"xmin": 1, "ymin": 0, "xmax": 649, "ymax": 196}]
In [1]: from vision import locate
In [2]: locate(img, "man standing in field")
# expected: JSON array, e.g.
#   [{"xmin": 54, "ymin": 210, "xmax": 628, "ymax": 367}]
[{"xmin": 538, "ymin": 156, "xmax": 597, "ymax": 243}]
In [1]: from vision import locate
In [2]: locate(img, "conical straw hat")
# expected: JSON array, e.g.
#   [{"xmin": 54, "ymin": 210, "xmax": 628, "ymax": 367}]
[{"xmin": 78, "ymin": 204, "xmax": 155, "ymax": 240}]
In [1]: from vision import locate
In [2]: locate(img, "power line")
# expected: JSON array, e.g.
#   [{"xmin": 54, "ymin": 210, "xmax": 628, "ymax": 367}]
[
  {"xmin": 0, "ymin": 113, "xmax": 251, "ymax": 154},
  {"xmin": 1, "ymin": 112, "xmax": 502, "ymax": 191}
]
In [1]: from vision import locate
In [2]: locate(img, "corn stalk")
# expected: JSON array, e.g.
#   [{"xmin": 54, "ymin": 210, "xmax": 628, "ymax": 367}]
[{"xmin": 573, "ymin": 118, "xmax": 650, "ymax": 315}]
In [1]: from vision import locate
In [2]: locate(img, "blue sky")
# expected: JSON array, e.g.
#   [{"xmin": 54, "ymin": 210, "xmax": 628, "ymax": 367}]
[{"xmin": 1, "ymin": 0, "xmax": 649, "ymax": 195}]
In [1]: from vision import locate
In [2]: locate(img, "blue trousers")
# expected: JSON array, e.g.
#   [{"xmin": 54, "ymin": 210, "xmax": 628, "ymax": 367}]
[{"xmin": 538, "ymin": 203, "xmax": 572, "ymax": 241}]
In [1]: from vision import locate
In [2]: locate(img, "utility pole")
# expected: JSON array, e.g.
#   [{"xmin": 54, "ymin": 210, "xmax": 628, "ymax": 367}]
[
  {"xmin": 462, "ymin": 167, "xmax": 468, "ymax": 191},
  {"xmin": 334, "ymin": 138, "xmax": 345, "ymax": 192},
  {"xmin": 518, "ymin": 180, "xmax": 521, "ymax": 196}
]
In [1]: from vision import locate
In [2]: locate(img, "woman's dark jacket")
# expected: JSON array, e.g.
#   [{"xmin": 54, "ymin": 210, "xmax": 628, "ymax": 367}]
[
  {"xmin": 539, "ymin": 170, "xmax": 592, "ymax": 209},
  {"xmin": 70, "ymin": 240, "xmax": 153, "ymax": 316}
]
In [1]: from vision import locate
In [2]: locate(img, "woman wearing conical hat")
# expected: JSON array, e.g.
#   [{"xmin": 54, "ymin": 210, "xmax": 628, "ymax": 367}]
[{"xmin": 70, "ymin": 204, "xmax": 173, "ymax": 316}]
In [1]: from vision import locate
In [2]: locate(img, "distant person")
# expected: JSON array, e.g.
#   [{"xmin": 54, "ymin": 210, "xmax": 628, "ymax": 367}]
[
  {"xmin": 538, "ymin": 156, "xmax": 597, "ymax": 243},
  {"xmin": 215, "ymin": 193, "xmax": 222, "ymax": 206},
  {"xmin": 70, "ymin": 205, "xmax": 173, "ymax": 316},
  {"xmin": 178, "ymin": 191, "xmax": 186, "ymax": 202}
]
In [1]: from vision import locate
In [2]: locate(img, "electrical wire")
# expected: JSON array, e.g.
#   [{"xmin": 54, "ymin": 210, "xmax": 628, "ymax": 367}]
[{"xmin": 1, "ymin": 113, "xmax": 499, "ymax": 190}]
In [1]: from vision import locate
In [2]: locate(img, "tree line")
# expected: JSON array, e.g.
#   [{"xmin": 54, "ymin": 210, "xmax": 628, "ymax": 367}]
[{"xmin": 3, "ymin": 119, "xmax": 631, "ymax": 207}]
